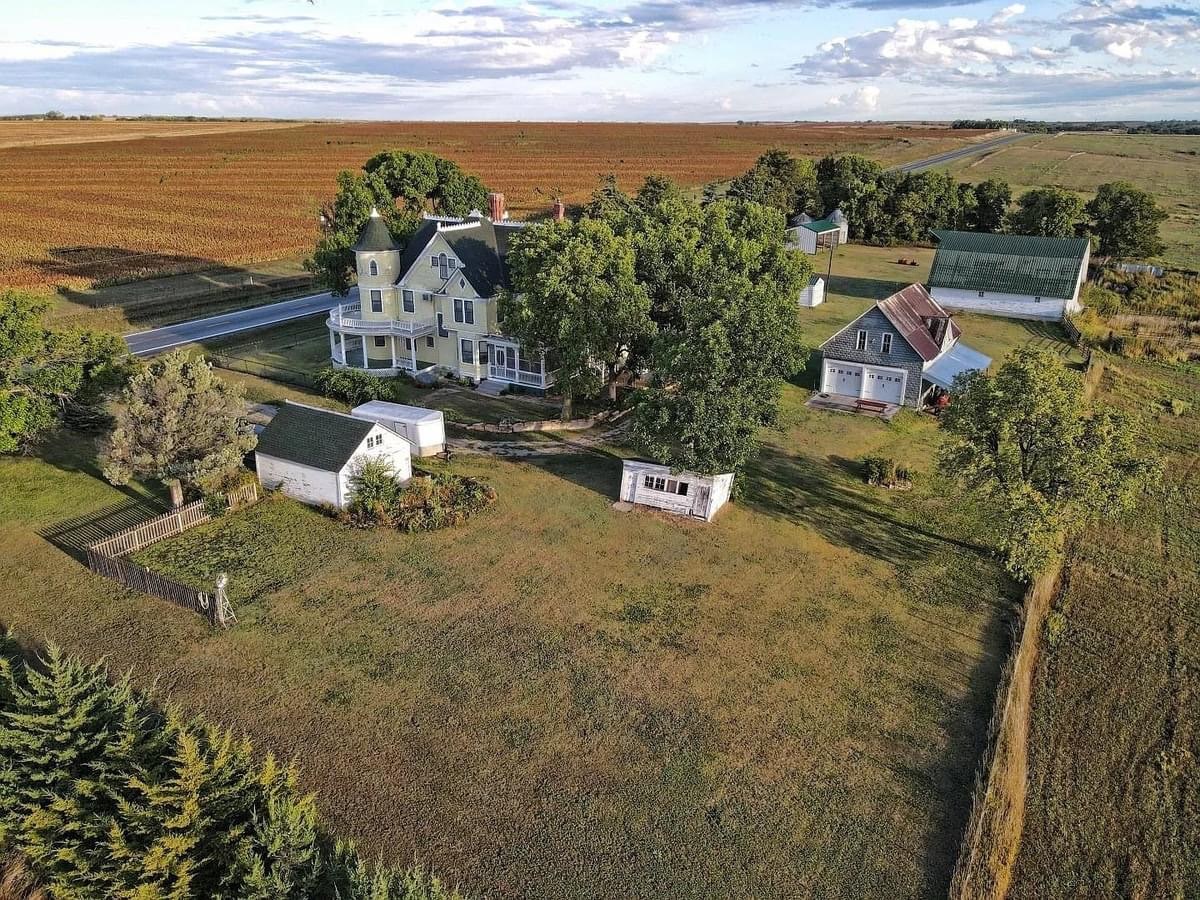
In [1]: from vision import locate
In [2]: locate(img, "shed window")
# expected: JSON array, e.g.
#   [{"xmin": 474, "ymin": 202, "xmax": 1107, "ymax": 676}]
[
  {"xmin": 402, "ymin": 290, "xmax": 415, "ymax": 313},
  {"xmin": 368, "ymin": 259, "xmax": 378, "ymax": 276},
  {"xmin": 881, "ymin": 333, "xmax": 893, "ymax": 354},
  {"xmin": 460, "ymin": 339, "xmax": 474, "ymax": 364},
  {"xmin": 369, "ymin": 289, "xmax": 383, "ymax": 313},
  {"xmin": 855, "ymin": 330, "xmax": 867, "ymax": 351},
  {"xmin": 373, "ymin": 336, "xmax": 386, "ymax": 347},
  {"xmin": 676, "ymin": 481, "xmax": 689, "ymax": 496}
]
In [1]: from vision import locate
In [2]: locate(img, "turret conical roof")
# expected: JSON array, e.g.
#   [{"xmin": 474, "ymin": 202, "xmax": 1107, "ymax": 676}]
[{"xmin": 353, "ymin": 207, "xmax": 399, "ymax": 252}]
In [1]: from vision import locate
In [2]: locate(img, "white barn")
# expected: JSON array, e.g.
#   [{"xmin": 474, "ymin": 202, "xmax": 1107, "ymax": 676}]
[
  {"xmin": 619, "ymin": 460, "xmax": 734, "ymax": 522},
  {"xmin": 255, "ymin": 402, "xmax": 411, "ymax": 509},
  {"xmin": 787, "ymin": 209, "xmax": 848, "ymax": 255},
  {"xmin": 927, "ymin": 230, "xmax": 1091, "ymax": 321},
  {"xmin": 799, "ymin": 276, "xmax": 826, "ymax": 308},
  {"xmin": 350, "ymin": 400, "xmax": 446, "ymax": 457}
]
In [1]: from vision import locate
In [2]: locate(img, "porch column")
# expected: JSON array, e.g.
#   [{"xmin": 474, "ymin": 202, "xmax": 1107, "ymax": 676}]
[
  {"xmin": 411, "ymin": 336, "xmax": 418, "ymax": 371},
  {"xmin": 362, "ymin": 335, "xmax": 368, "ymax": 370},
  {"xmin": 329, "ymin": 329, "xmax": 336, "ymax": 363},
  {"xmin": 390, "ymin": 335, "xmax": 397, "ymax": 369},
  {"xmin": 339, "ymin": 331, "xmax": 346, "ymax": 364}
]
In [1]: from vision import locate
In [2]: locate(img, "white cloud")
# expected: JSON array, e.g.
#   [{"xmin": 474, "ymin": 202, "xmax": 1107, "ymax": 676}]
[
  {"xmin": 827, "ymin": 85, "xmax": 881, "ymax": 111},
  {"xmin": 991, "ymin": 4, "xmax": 1026, "ymax": 24}
]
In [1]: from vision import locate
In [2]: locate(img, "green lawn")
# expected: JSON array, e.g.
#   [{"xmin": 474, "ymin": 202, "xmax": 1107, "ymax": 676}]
[{"xmin": 941, "ymin": 132, "xmax": 1200, "ymax": 271}]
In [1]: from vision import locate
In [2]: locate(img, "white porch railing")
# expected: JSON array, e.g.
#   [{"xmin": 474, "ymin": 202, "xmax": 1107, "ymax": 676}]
[
  {"xmin": 488, "ymin": 365, "xmax": 555, "ymax": 388},
  {"xmin": 328, "ymin": 302, "xmax": 436, "ymax": 337}
]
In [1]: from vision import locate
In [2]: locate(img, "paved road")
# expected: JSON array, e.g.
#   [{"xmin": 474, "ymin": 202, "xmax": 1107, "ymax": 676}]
[
  {"xmin": 890, "ymin": 132, "xmax": 1027, "ymax": 173},
  {"xmin": 124, "ymin": 287, "xmax": 354, "ymax": 356}
]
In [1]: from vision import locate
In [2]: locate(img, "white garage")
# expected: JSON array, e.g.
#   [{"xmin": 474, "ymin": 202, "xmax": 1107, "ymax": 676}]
[
  {"xmin": 821, "ymin": 361, "xmax": 907, "ymax": 405},
  {"xmin": 255, "ymin": 401, "xmax": 412, "ymax": 509}
]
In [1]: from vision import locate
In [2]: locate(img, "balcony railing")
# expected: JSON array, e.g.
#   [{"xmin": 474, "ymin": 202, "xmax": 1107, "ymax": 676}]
[
  {"xmin": 488, "ymin": 365, "xmax": 555, "ymax": 388},
  {"xmin": 328, "ymin": 302, "xmax": 435, "ymax": 337}
]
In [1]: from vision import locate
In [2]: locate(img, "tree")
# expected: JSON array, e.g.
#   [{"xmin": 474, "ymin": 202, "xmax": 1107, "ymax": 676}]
[
  {"xmin": 815, "ymin": 154, "xmax": 884, "ymax": 237},
  {"xmin": 972, "ymin": 179, "xmax": 1012, "ymax": 233},
  {"xmin": 939, "ymin": 349, "xmax": 1157, "ymax": 578},
  {"xmin": 101, "ymin": 351, "xmax": 256, "ymax": 500},
  {"xmin": 306, "ymin": 151, "xmax": 489, "ymax": 294},
  {"xmin": 1009, "ymin": 187, "xmax": 1084, "ymax": 238},
  {"xmin": 0, "ymin": 291, "xmax": 127, "ymax": 453},
  {"xmin": 632, "ymin": 199, "xmax": 810, "ymax": 475},
  {"xmin": 502, "ymin": 219, "xmax": 653, "ymax": 417},
  {"xmin": 1085, "ymin": 181, "xmax": 1168, "ymax": 259},
  {"xmin": 727, "ymin": 149, "xmax": 818, "ymax": 218}
]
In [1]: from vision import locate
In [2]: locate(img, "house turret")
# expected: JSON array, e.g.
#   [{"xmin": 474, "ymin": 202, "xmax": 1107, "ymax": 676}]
[{"xmin": 354, "ymin": 207, "xmax": 402, "ymax": 289}]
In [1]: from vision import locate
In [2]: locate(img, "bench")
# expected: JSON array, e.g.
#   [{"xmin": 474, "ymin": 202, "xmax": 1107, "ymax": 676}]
[{"xmin": 855, "ymin": 398, "xmax": 890, "ymax": 414}]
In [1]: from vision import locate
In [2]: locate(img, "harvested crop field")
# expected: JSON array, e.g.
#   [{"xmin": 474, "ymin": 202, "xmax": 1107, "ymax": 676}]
[{"xmin": 0, "ymin": 120, "xmax": 983, "ymax": 291}]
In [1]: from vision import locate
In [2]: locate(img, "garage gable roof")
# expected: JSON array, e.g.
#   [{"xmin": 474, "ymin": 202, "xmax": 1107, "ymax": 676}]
[
  {"xmin": 928, "ymin": 230, "xmax": 1090, "ymax": 300},
  {"xmin": 257, "ymin": 402, "xmax": 374, "ymax": 472},
  {"xmin": 877, "ymin": 283, "xmax": 960, "ymax": 362}
]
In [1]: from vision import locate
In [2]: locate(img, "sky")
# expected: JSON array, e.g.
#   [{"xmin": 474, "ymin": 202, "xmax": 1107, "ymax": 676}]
[{"xmin": 1, "ymin": 0, "xmax": 1197, "ymax": 121}]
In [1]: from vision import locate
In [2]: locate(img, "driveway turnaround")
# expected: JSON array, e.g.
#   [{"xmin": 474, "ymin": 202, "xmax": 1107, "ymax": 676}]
[
  {"xmin": 891, "ymin": 132, "xmax": 1028, "ymax": 173},
  {"xmin": 124, "ymin": 288, "xmax": 355, "ymax": 356}
]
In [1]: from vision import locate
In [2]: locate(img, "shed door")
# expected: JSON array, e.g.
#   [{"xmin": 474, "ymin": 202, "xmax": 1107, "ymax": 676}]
[
  {"xmin": 825, "ymin": 362, "xmax": 862, "ymax": 397},
  {"xmin": 862, "ymin": 368, "xmax": 904, "ymax": 404}
]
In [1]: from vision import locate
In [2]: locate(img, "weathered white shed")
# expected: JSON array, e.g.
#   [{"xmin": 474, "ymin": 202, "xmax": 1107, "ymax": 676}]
[
  {"xmin": 799, "ymin": 276, "xmax": 826, "ymax": 308},
  {"xmin": 618, "ymin": 460, "xmax": 734, "ymax": 522},
  {"xmin": 255, "ymin": 401, "xmax": 411, "ymax": 509},
  {"xmin": 351, "ymin": 400, "xmax": 446, "ymax": 456}
]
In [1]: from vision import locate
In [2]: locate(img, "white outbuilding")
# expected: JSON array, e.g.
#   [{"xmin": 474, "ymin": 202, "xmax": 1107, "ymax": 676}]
[
  {"xmin": 255, "ymin": 401, "xmax": 411, "ymax": 509},
  {"xmin": 787, "ymin": 209, "xmax": 848, "ymax": 254},
  {"xmin": 618, "ymin": 459, "xmax": 734, "ymax": 522},
  {"xmin": 799, "ymin": 276, "xmax": 826, "ymax": 308},
  {"xmin": 350, "ymin": 400, "xmax": 446, "ymax": 457}
]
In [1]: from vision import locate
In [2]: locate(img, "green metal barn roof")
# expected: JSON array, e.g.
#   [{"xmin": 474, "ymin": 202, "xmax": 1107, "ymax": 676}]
[
  {"xmin": 800, "ymin": 217, "xmax": 840, "ymax": 233},
  {"xmin": 927, "ymin": 230, "xmax": 1090, "ymax": 301}
]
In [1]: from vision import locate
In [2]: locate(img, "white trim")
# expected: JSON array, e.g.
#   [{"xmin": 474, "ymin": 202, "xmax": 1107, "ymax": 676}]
[{"xmin": 855, "ymin": 329, "xmax": 868, "ymax": 351}]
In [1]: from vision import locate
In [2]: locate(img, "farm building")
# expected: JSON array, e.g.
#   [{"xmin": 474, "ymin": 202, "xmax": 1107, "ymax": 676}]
[
  {"xmin": 618, "ymin": 460, "xmax": 734, "ymax": 522},
  {"xmin": 787, "ymin": 209, "xmax": 848, "ymax": 254},
  {"xmin": 927, "ymin": 230, "xmax": 1090, "ymax": 321},
  {"xmin": 818, "ymin": 284, "xmax": 990, "ymax": 409},
  {"xmin": 350, "ymin": 401, "xmax": 446, "ymax": 457},
  {"xmin": 799, "ymin": 276, "xmax": 825, "ymax": 308},
  {"xmin": 255, "ymin": 402, "xmax": 412, "ymax": 509}
]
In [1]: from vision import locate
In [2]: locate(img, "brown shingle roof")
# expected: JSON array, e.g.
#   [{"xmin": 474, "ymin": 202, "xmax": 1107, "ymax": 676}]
[{"xmin": 876, "ymin": 284, "xmax": 958, "ymax": 363}]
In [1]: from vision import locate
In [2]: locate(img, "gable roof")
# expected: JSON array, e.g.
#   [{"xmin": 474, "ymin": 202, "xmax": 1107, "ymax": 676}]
[
  {"xmin": 354, "ymin": 208, "xmax": 400, "ymax": 252},
  {"xmin": 928, "ymin": 230, "xmax": 1090, "ymax": 301},
  {"xmin": 799, "ymin": 216, "xmax": 840, "ymax": 234},
  {"xmin": 394, "ymin": 216, "xmax": 525, "ymax": 296},
  {"xmin": 876, "ymin": 283, "xmax": 959, "ymax": 362},
  {"xmin": 256, "ymin": 402, "xmax": 375, "ymax": 472}
]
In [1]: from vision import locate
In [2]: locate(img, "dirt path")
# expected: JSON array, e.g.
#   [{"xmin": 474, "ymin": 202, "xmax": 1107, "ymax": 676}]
[{"xmin": 447, "ymin": 422, "xmax": 629, "ymax": 458}]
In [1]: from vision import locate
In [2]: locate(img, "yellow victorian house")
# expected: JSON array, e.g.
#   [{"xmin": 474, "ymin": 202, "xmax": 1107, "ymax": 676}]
[{"xmin": 327, "ymin": 194, "xmax": 555, "ymax": 393}]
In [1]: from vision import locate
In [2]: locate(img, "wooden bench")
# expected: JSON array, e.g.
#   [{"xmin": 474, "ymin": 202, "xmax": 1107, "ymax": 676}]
[{"xmin": 855, "ymin": 398, "xmax": 890, "ymax": 415}]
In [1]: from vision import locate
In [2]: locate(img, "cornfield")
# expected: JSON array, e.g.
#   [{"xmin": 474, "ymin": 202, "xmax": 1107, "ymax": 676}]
[{"xmin": 0, "ymin": 120, "xmax": 980, "ymax": 292}]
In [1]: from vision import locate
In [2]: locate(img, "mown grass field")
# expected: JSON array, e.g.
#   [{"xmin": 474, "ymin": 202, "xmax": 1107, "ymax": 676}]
[
  {"xmin": 0, "ymin": 120, "xmax": 984, "ymax": 293},
  {"xmin": 1010, "ymin": 358, "xmax": 1200, "ymax": 898},
  {"xmin": 942, "ymin": 132, "xmax": 1200, "ymax": 271}
]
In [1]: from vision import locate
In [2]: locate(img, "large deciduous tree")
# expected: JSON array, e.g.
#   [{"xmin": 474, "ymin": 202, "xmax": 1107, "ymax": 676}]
[
  {"xmin": 971, "ymin": 179, "xmax": 1012, "ymax": 233},
  {"xmin": 630, "ymin": 198, "xmax": 810, "ymax": 476},
  {"xmin": 1085, "ymin": 180, "xmax": 1168, "ymax": 259},
  {"xmin": 0, "ymin": 291, "xmax": 127, "ymax": 453},
  {"xmin": 306, "ymin": 151, "xmax": 489, "ymax": 294},
  {"xmin": 727, "ymin": 149, "xmax": 819, "ymax": 218},
  {"xmin": 502, "ymin": 219, "xmax": 653, "ymax": 418},
  {"xmin": 1009, "ymin": 187, "xmax": 1085, "ymax": 238},
  {"xmin": 939, "ymin": 349, "xmax": 1157, "ymax": 578},
  {"xmin": 101, "ymin": 350, "xmax": 256, "ymax": 499}
]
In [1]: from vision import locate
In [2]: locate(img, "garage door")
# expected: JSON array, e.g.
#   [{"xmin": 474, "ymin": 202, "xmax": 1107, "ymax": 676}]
[
  {"xmin": 824, "ymin": 362, "xmax": 862, "ymax": 397},
  {"xmin": 862, "ymin": 368, "xmax": 904, "ymax": 404}
]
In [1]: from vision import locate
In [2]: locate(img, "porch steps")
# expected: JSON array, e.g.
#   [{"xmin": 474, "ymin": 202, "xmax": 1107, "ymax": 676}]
[{"xmin": 475, "ymin": 379, "xmax": 506, "ymax": 397}]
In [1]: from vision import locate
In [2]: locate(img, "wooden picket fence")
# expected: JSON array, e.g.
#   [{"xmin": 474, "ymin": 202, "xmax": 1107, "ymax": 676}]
[{"xmin": 85, "ymin": 482, "xmax": 258, "ymax": 627}]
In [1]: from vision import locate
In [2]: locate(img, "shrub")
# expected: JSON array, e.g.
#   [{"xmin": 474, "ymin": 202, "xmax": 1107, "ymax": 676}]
[
  {"xmin": 344, "ymin": 465, "xmax": 496, "ymax": 532},
  {"xmin": 1168, "ymin": 398, "xmax": 1190, "ymax": 417},
  {"xmin": 1045, "ymin": 610, "xmax": 1068, "ymax": 648},
  {"xmin": 314, "ymin": 367, "xmax": 409, "ymax": 407},
  {"xmin": 862, "ymin": 456, "xmax": 911, "ymax": 488},
  {"xmin": 1080, "ymin": 283, "xmax": 1122, "ymax": 317},
  {"xmin": 346, "ymin": 456, "xmax": 406, "ymax": 527}
]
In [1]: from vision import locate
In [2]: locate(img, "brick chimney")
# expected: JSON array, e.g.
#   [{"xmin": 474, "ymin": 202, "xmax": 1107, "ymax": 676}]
[
  {"xmin": 488, "ymin": 192, "xmax": 506, "ymax": 222},
  {"xmin": 552, "ymin": 199, "xmax": 566, "ymax": 222}
]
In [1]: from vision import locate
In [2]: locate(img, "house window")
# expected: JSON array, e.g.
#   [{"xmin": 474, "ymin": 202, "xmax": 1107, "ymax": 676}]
[
  {"xmin": 454, "ymin": 299, "xmax": 475, "ymax": 325},
  {"xmin": 431, "ymin": 255, "xmax": 439, "ymax": 268},
  {"xmin": 370, "ymin": 289, "xmax": 383, "ymax": 313},
  {"xmin": 404, "ymin": 338, "xmax": 412, "ymax": 350},
  {"xmin": 373, "ymin": 336, "xmax": 386, "ymax": 347},
  {"xmin": 453, "ymin": 298, "xmax": 463, "ymax": 322},
  {"xmin": 422, "ymin": 292, "xmax": 433, "ymax": 304},
  {"xmin": 855, "ymin": 330, "xmax": 867, "ymax": 351},
  {"xmin": 478, "ymin": 340, "xmax": 488, "ymax": 363},
  {"xmin": 460, "ymin": 339, "xmax": 474, "ymax": 364},
  {"xmin": 368, "ymin": 259, "xmax": 378, "ymax": 276},
  {"xmin": 459, "ymin": 278, "xmax": 466, "ymax": 290},
  {"xmin": 366, "ymin": 434, "xmax": 381, "ymax": 448},
  {"xmin": 881, "ymin": 333, "xmax": 893, "ymax": 354},
  {"xmin": 402, "ymin": 290, "xmax": 415, "ymax": 313},
  {"xmin": 425, "ymin": 335, "xmax": 435, "ymax": 348},
  {"xmin": 448, "ymin": 258, "xmax": 457, "ymax": 270}
]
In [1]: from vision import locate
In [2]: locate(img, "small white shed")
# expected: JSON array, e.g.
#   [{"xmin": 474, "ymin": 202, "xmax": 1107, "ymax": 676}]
[
  {"xmin": 351, "ymin": 400, "xmax": 446, "ymax": 457},
  {"xmin": 619, "ymin": 459, "xmax": 734, "ymax": 522},
  {"xmin": 799, "ymin": 276, "xmax": 825, "ymax": 308},
  {"xmin": 255, "ymin": 401, "xmax": 411, "ymax": 509}
]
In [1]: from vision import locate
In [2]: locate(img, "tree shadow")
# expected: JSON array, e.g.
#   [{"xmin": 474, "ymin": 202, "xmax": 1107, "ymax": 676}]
[
  {"xmin": 827, "ymin": 273, "xmax": 917, "ymax": 302},
  {"xmin": 39, "ymin": 497, "xmax": 167, "ymax": 563},
  {"xmin": 742, "ymin": 445, "xmax": 990, "ymax": 568},
  {"xmin": 521, "ymin": 450, "xmax": 624, "ymax": 501}
]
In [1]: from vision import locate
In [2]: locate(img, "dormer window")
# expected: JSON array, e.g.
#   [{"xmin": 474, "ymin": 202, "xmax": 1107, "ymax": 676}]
[{"xmin": 368, "ymin": 259, "xmax": 378, "ymax": 276}]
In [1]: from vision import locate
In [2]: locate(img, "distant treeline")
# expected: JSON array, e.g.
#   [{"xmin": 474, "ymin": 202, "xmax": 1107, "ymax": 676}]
[
  {"xmin": 0, "ymin": 110, "xmax": 305, "ymax": 122},
  {"xmin": 952, "ymin": 118, "xmax": 1200, "ymax": 135}
]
